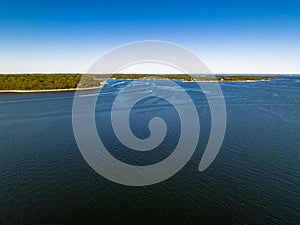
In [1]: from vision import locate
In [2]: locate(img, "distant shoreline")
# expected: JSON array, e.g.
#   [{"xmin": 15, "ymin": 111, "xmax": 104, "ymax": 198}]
[
  {"xmin": 0, "ymin": 74, "xmax": 280, "ymax": 93},
  {"xmin": 0, "ymin": 79, "xmax": 275, "ymax": 93}
]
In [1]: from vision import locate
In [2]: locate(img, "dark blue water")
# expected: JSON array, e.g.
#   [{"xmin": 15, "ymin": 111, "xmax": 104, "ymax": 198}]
[{"xmin": 0, "ymin": 77, "xmax": 299, "ymax": 224}]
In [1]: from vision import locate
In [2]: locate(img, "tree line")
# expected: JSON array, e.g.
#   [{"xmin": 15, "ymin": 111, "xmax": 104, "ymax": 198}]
[{"xmin": 0, "ymin": 74, "xmax": 102, "ymax": 90}]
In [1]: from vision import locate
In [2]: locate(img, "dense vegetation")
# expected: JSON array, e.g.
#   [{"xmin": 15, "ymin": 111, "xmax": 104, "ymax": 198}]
[
  {"xmin": 0, "ymin": 74, "xmax": 102, "ymax": 90},
  {"xmin": 111, "ymin": 74, "xmax": 271, "ymax": 81},
  {"xmin": 0, "ymin": 74, "xmax": 272, "ymax": 91},
  {"xmin": 217, "ymin": 75, "xmax": 271, "ymax": 81},
  {"xmin": 111, "ymin": 74, "xmax": 195, "ymax": 81}
]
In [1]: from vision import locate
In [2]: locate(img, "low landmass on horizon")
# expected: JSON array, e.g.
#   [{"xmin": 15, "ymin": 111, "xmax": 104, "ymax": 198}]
[{"xmin": 0, "ymin": 74, "xmax": 277, "ymax": 93}]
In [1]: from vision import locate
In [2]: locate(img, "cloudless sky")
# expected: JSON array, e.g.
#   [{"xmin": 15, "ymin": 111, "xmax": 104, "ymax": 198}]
[{"xmin": 1, "ymin": 0, "xmax": 300, "ymax": 73}]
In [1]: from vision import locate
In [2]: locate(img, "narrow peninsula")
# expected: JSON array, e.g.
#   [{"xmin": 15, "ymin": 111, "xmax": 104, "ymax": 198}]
[{"xmin": 0, "ymin": 74, "xmax": 276, "ymax": 93}]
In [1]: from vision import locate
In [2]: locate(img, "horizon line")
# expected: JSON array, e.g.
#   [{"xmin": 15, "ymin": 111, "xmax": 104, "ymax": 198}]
[{"xmin": 1, "ymin": 73, "xmax": 300, "ymax": 75}]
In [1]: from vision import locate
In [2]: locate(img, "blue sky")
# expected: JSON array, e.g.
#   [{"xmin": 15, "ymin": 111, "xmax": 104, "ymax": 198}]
[{"xmin": 1, "ymin": 0, "xmax": 300, "ymax": 73}]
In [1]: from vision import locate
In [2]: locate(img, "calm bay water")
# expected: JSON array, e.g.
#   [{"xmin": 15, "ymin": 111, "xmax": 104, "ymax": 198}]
[{"xmin": 0, "ymin": 77, "xmax": 299, "ymax": 224}]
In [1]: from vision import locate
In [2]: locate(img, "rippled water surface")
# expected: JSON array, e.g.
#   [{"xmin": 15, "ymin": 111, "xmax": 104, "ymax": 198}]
[{"xmin": 0, "ymin": 77, "xmax": 299, "ymax": 224}]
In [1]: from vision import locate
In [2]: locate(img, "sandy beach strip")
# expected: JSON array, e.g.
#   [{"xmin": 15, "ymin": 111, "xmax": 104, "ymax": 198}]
[{"xmin": 0, "ymin": 86, "xmax": 102, "ymax": 93}]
